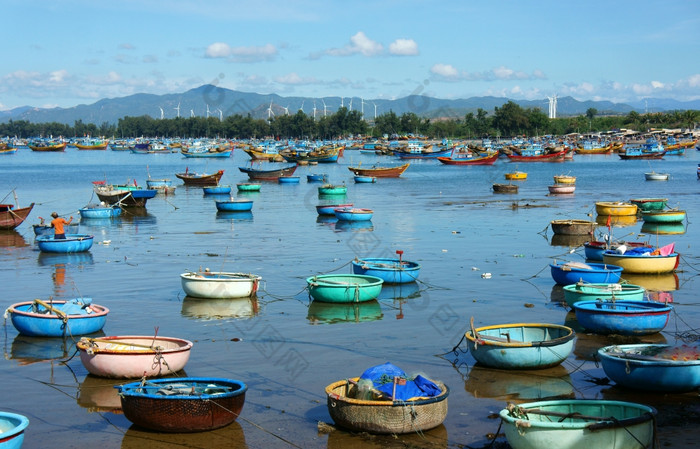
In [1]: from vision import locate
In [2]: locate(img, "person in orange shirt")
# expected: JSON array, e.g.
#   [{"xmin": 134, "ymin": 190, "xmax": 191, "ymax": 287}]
[{"xmin": 50, "ymin": 212, "xmax": 73, "ymax": 239}]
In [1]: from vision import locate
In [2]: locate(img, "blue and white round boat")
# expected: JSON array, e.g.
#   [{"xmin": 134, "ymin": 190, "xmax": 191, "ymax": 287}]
[
  {"xmin": 36, "ymin": 234, "xmax": 94, "ymax": 253},
  {"xmin": 351, "ymin": 257, "xmax": 420, "ymax": 284},
  {"xmin": 215, "ymin": 199, "xmax": 253, "ymax": 212},
  {"xmin": 550, "ymin": 262, "xmax": 623, "ymax": 285}
]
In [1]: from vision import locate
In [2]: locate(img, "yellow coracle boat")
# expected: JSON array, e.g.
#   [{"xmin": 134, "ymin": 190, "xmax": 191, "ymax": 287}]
[
  {"xmin": 595, "ymin": 201, "xmax": 638, "ymax": 216},
  {"xmin": 504, "ymin": 171, "xmax": 527, "ymax": 180},
  {"xmin": 553, "ymin": 174, "xmax": 576, "ymax": 184}
]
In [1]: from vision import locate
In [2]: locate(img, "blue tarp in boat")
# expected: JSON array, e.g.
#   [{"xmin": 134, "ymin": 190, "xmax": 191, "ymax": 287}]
[{"xmin": 359, "ymin": 362, "xmax": 441, "ymax": 401}]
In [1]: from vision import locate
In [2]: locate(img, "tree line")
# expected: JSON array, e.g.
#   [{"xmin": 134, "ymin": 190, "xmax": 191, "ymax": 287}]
[{"xmin": 1, "ymin": 102, "xmax": 697, "ymax": 140}]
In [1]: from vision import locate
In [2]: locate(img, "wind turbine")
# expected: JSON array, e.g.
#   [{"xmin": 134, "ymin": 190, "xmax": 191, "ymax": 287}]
[
  {"xmin": 361, "ymin": 98, "xmax": 365, "ymax": 117},
  {"xmin": 217, "ymin": 108, "xmax": 223, "ymax": 121},
  {"xmin": 372, "ymin": 102, "xmax": 378, "ymax": 120},
  {"xmin": 206, "ymin": 104, "xmax": 211, "ymax": 118},
  {"xmin": 312, "ymin": 101, "xmax": 317, "ymax": 120},
  {"xmin": 190, "ymin": 109, "xmax": 195, "ymax": 118},
  {"xmin": 174, "ymin": 102, "xmax": 181, "ymax": 118},
  {"xmin": 159, "ymin": 107, "xmax": 164, "ymax": 119},
  {"xmin": 267, "ymin": 100, "xmax": 275, "ymax": 120},
  {"xmin": 299, "ymin": 100, "xmax": 305, "ymax": 112},
  {"xmin": 283, "ymin": 105, "xmax": 289, "ymax": 116},
  {"xmin": 322, "ymin": 99, "xmax": 328, "ymax": 117},
  {"xmin": 340, "ymin": 97, "xmax": 344, "ymax": 108},
  {"xmin": 349, "ymin": 98, "xmax": 353, "ymax": 111}
]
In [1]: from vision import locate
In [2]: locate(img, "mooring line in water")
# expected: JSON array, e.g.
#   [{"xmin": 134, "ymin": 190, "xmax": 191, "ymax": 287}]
[{"xmin": 237, "ymin": 416, "xmax": 304, "ymax": 448}]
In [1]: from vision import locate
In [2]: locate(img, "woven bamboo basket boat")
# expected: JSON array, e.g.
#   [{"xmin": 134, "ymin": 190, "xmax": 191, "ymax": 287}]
[{"xmin": 325, "ymin": 377, "xmax": 449, "ymax": 434}]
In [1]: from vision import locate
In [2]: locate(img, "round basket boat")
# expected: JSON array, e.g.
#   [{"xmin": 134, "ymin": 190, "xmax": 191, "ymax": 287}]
[
  {"xmin": 36, "ymin": 234, "xmax": 94, "ymax": 253},
  {"xmin": 562, "ymin": 282, "xmax": 645, "ymax": 307},
  {"xmin": 573, "ymin": 300, "xmax": 672, "ymax": 335},
  {"xmin": 117, "ymin": 377, "xmax": 247, "ymax": 433},
  {"xmin": 550, "ymin": 262, "xmax": 623, "ymax": 285},
  {"xmin": 351, "ymin": 257, "xmax": 420, "ymax": 284},
  {"xmin": 0, "ymin": 411, "xmax": 29, "ymax": 449},
  {"xmin": 306, "ymin": 274, "xmax": 383, "ymax": 303},
  {"xmin": 7, "ymin": 298, "xmax": 109, "ymax": 337},
  {"xmin": 325, "ymin": 378, "xmax": 449, "ymax": 434},
  {"xmin": 180, "ymin": 271, "xmax": 261, "ymax": 299}
]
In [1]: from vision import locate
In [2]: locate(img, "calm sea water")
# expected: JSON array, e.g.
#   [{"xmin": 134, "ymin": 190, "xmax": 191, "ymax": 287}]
[{"xmin": 1, "ymin": 147, "xmax": 699, "ymax": 448}]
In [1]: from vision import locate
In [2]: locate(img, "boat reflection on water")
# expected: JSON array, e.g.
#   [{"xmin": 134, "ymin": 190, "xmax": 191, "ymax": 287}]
[
  {"xmin": 334, "ymin": 220, "xmax": 374, "ymax": 232},
  {"xmin": 181, "ymin": 296, "xmax": 259, "ymax": 320},
  {"xmin": 316, "ymin": 215, "xmax": 338, "ymax": 225},
  {"xmin": 121, "ymin": 420, "xmax": 247, "ymax": 449},
  {"xmin": 550, "ymin": 233, "xmax": 589, "ymax": 247},
  {"xmin": 77, "ymin": 375, "xmax": 123, "ymax": 413},
  {"xmin": 0, "ymin": 230, "xmax": 28, "ymax": 248},
  {"xmin": 596, "ymin": 214, "xmax": 638, "ymax": 227},
  {"xmin": 37, "ymin": 251, "xmax": 94, "ymax": 267},
  {"xmin": 621, "ymin": 272, "xmax": 679, "ymax": 292},
  {"xmin": 377, "ymin": 282, "xmax": 420, "ymax": 301},
  {"xmin": 120, "ymin": 208, "xmax": 157, "ymax": 226},
  {"xmin": 326, "ymin": 423, "xmax": 447, "ymax": 449},
  {"xmin": 550, "ymin": 284, "xmax": 566, "ymax": 304},
  {"xmin": 215, "ymin": 211, "xmax": 254, "ymax": 222},
  {"xmin": 464, "ymin": 364, "xmax": 574, "ymax": 402},
  {"xmin": 640, "ymin": 222, "xmax": 687, "ymax": 235},
  {"xmin": 307, "ymin": 299, "xmax": 383, "ymax": 324},
  {"xmin": 8, "ymin": 333, "xmax": 100, "ymax": 364}
]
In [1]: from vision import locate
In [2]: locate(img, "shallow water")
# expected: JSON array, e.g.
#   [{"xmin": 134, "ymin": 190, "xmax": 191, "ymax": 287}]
[{"xmin": 1, "ymin": 147, "xmax": 699, "ymax": 448}]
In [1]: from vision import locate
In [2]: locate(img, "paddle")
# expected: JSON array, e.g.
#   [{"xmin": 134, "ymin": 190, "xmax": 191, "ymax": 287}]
[{"xmin": 33, "ymin": 298, "xmax": 67, "ymax": 319}]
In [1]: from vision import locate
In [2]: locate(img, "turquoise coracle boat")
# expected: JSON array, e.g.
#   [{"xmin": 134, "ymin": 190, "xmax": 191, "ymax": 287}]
[
  {"xmin": 562, "ymin": 282, "xmax": 645, "ymax": 307},
  {"xmin": 306, "ymin": 274, "xmax": 383, "ymax": 303},
  {"xmin": 500, "ymin": 399, "xmax": 656, "ymax": 449}
]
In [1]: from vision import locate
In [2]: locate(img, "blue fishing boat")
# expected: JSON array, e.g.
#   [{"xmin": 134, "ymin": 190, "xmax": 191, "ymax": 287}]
[
  {"xmin": 145, "ymin": 178, "xmax": 173, "ymax": 190},
  {"xmin": 316, "ymin": 203, "xmax": 352, "ymax": 215},
  {"xmin": 572, "ymin": 300, "xmax": 672, "ymax": 335},
  {"xmin": 351, "ymin": 256, "xmax": 420, "ymax": 284},
  {"xmin": 334, "ymin": 208, "xmax": 373, "ymax": 221},
  {"xmin": 79, "ymin": 204, "xmax": 122, "ymax": 219},
  {"xmin": 202, "ymin": 185, "xmax": 232, "ymax": 194},
  {"xmin": 465, "ymin": 321, "xmax": 575, "ymax": 369},
  {"xmin": 354, "ymin": 175, "xmax": 376, "ymax": 183},
  {"xmin": 278, "ymin": 176, "xmax": 300, "ymax": 184},
  {"xmin": 116, "ymin": 377, "xmax": 247, "ymax": 432},
  {"xmin": 306, "ymin": 173, "xmax": 328, "ymax": 183},
  {"xmin": 7, "ymin": 298, "xmax": 109, "ymax": 337},
  {"xmin": 36, "ymin": 234, "xmax": 94, "ymax": 253},
  {"xmin": 598, "ymin": 344, "xmax": 700, "ymax": 392},
  {"xmin": 549, "ymin": 262, "xmax": 623, "ymax": 285},
  {"xmin": 306, "ymin": 274, "xmax": 384, "ymax": 303},
  {"xmin": 215, "ymin": 199, "xmax": 253, "ymax": 212},
  {"xmin": 500, "ymin": 399, "xmax": 656, "ymax": 449},
  {"xmin": 0, "ymin": 412, "xmax": 29, "ymax": 449},
  {"xmin": 562, "ymin": 283, "xmax": 645, "ymax": 307}
]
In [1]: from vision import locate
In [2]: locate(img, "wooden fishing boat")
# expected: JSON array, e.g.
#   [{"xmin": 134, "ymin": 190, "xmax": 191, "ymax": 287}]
[
  {"xmin": 492, "ymin": 183, "xmax": 518, "ymax": 193},
  {"xmin": 242, "ymin": 146, "xmax": 284, "ymax": 161},
  {"xmin": 466, "ymin": 322, "xmax": 575, "ymax": 369},
  {"xmin": 279, "ymin": 145, "xmax": 341, "ymax": 163},
  {"xmin": 117, "ymin": 377, "xmax": 247, "ymax": 432},
  {"xmin": 574, "ymin": 142, "xmax": 613, "ymax": 154},
  {"xmin": 0, "ymin": 203, "xmax": 34, "ymax": 230},
  {"xmin": 0, "ymin": 145, "xmax": 17, "ymax": 155},
  {"xmin": 618, "ymin": 148, "xmax": 666, "ymax": 159},
  {"xmin": 215, "ymin": 199, "xmax": 253, "ymax": 212},
  {"xmin": 550, "ymin": 219, "xmax": 596, "ymax": 236},
  {"xmin": 236, "ymin": 183, "xmax": 261, "ymax": 192},
  {"xmin": 278, "ymin": 176, "xmax": 300, "ymax": 184},
  {"xmin": 79, "ymin": 204, "xmax": 122, "ymax": 219},
  {"xmin": 436, "ymin": 151, "xmax": 499, "ymax": 165},
  {"xmin": 146, "ymin": 178, "xmax": 175, "ymax": 194},
  {"xmin": 347, "ymin": 162, "xmax": 410, "ymax": 178},
  {"xmin": 318, "ymin": 184, "xmax": 347, "ymax": 195},
  {"xmin": 641, "ymin": 209, "xmax": 686, "ymax": 223},
  {"xmin": 505, "ymin": 148, "xmax": 568, "ymax": 162},
  {"xmin": 75, "ymin": 139, "xmax": 109, "ymax": 150},
  {"xmin": 354, "ymin": 175, "xmax": 376, "ymax": 183},
  {"xmin": 562, "ymin": 282, "xmax": 645, "ymax": 307},
  {"xmin": 175, "ymin": 169, "xmax": 225, "ymax": 186},
  {"xmin": 181, "ymin": 147, "xmax": 232, "ymax": 158},
  {"xmin": 28, "ymin": 141, "xmax": 67, "ymax": 152},
  {"xmin": 499, "ymin": 399, "xmax": 656, "ymax": 449},
  {"xmin": 36, "ymin": 234, "xmax": 94, "ymax": 253},
  {"xmin": 351, "ymin": 256, "xmax": 421, "ymax": 284},
  {"xmin": 94, "ymin": 185, "xmax": 157, "ymax": 207},
  {"xmin": 550, "ymin": 262, "xmax": 623, "ymax": 285},
  {"xmin": 583, "ymin": 240, "xmax": 646, "ymax": 261},
  {"xmin": 629, "ymin": 197, "xmax": 668, "ymax": 212},
  {"xmin": 306, "ymin": 274, "xmax": 384, "ymax": 303},
  {"xmin": 394, "ymin": 145, "xmax": 452, "ymax": 159},
  {"xmin": 548, "ymin": 184, "xmax": 575, "ymax": 194},
  {"xmin": 180, "ymin": 271, "xmax": 261, "ymax": 298},
  {"xmin": 77, "ymin": 335, "xmax": 193, "ymax": 378},
  {"xmin": 644, "ymin": 171, "xmax": 669, "ymax": 181},
  {"xmin": 334, "ymin": 207, "xmax": 373, "ymax": 221},
  {"xmin": 573, "ymin": 300, "xmax": 672, "ymax": 335},
  {"xmin": 594, "ymin": 201, "xmax": 638, "ymax": 216},
  {"xmin": 316, "ymin": 203, "xmax": 353, "ymax": 215},
  {"xmin": 307, "ymin": 173, "xmax": 328, "ymax": 183},
  {"xmin": 7, "ymin": 298, "xmax": 109, "ymax": 337},
  {"xmin": 504, "ymin": 171, "xmax": 527, "ymax": 180},
  {"xmin": 202, "ymin": 185, "xmax": 231, "ymax": 194},
  {"xmin": 325, "ymin": 377, "xmax": 449, "ymax": 434},
  {"xmin": 553, "ymin": 174, "xmax": 576, "ymax": 184},
  {"xmin": 238, "ymin": 164, "xmax": 296, "ymax": 180},
  {"xmin": 0, "ymin": 412, "xmax": 29, "ymax": 448},
  {"xmin": 602, "ymin": 248, "xmax": 679, "ymax": 274},
  {"xmin": 598, "ymin": 344, "xmax": 700, "ymax": 392}
]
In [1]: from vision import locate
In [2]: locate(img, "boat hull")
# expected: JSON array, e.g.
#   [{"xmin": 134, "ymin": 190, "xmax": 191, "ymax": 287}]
[
  {"xmin": 641, "ymin": 210, "xmax": 686, "ymax": 223},
  {"xmin": 602, "ymin": 252, "xmax": 679, "ymax": 274},
  {"xmin": 334, "ymin": 208, "xmax": 373, "ymax": 221},
  {"xmin": 595, "ymin": 202, "xmax": 638, "ymax": 216},
  {"xmin": 238, "ymin": 165, "xmax": 296, "ymax": 180},
  {"xmin": 505, "ymin": 149, "xmax": 568, "ymax": 162},
  {"xmin": 562, "ymin": 283, "xmax": 645, "ymax": 307},
  {"xmin": 77, "ymin": 335, "xmax": 193, "ymax": 378},
  {"xmin": 215, "ymin": 200, "xmax": 253, "ymax": 212},
  {"xmin": 0, "ymin": 412, "xmax": 29, "ymax": 449},
  {"xmin": 347, "ymin": 163, "xmax": 410, "ymax": 178},
  {"xmin": 175, "ymin": 170, "xmax": 225, "ymax": 186},
  {"xmin": 550, "ymin": 262, "xmax": 623, "ymax": 285},
  {"xmin": 436, "ymin": 151, "xmax": 498, "ymax": 165},
  {"xmin": 466, "ymin": 323, "xmax": 574, "ymax": 369},
  {"xmin": 351, "ymin": 258, "xmax": 421, "ymax": 284},
  {"xmin": 180, "ymin": 272, "xmax": 261, "ymax": 298},
  {"xmin": 573, "ymin": 300, "xmax": 672, "ymax": 335},
  {"xmin": 0, "ymin": 204, "xmax": 34, "ymax": 230},
  {"xmin": 318, "ymin": 185, "xmax": 347, "ymax": 195},
  {"xmin": 306, "ymin": 274, "xmax": 383, "ymax": 303},
  {"xmin": 550, "ymin": 220, "xmax": 596, "ymax": 236},
  {"xmin": 79, "ymin": 206, "xmax": 122, "ymax": 219},
  {"xmin": 548, "ymin": 185, "xmax": 575, "ymax": 194},
  {"xmin": 36, "ymin": 234, "xmax": 94, "ymax": 253},
  {"xmin": 236, "ymin": 183, "xmax": 261, "ymax": 191},
  {"xmin": 8, "ymin": 299, "xmax": 108, "ymax": 337},
  {"xmin": 202, "ymin": 185, "xmax": 231, "ymax": 194},
  {"xmin": 316, "ymin": 203, "xmax": 353, "ymax": 215}
]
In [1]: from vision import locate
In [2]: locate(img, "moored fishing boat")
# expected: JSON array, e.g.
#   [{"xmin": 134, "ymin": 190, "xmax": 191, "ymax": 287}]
[
  {"xmin": 116, "ymin": 377, "xmax": 247, "ymax": 432},
  {"xmin": 79, "ymin": 204, "xmax": 122, "ymax": 219},
  {"xmin": 0, "ymin": 412, "xmax": 29, "ymax": 448},
  {"xmin": 318, "ymin": 184, "xmax": 347, "ymax": 195},
  {"xmin": 550, "ymin": 261, "xmax": 623, "ymax": 285},
  {"xmin": 334, "ymin": 207, "xmax": 373, "ymax": 221},
  {"xmin": 6, "ymin": 298, "xmax": 108, "ymax": 337},
  {"xmin": 175, "ymin": 169, "xmax": 225, "ymax": 186},
  {"xmin": 629, "ymin": 197, "xmax": 668, "ymax": 212},
  {"xmin": 504, "ymin": 171, "xmax": 527, "ymax": 180},
  {"xmin": 236, "ymin": 182, "xmax": 261, "ymax": 192},
  {"xmin": 277, "ymin": 175, "xmax": 300, "ymax": 184},
  {"xmin": 550, "ymin": 219, "xmax": 596, "ymax": 235},
  {"xmin": 505, "ymin": 148, "xmax": 568, "ymax": 162},
  {"xmin": 598, "ymin": 344, "xmax": 700, "ymax": 392},
  {"xmin": 548, "ymin": 184, "xmax": 575, "ymax": 194},
  {"xmin": 28, "ymin": 140, "xmax": 67, "ymax": 152},
  {"xmin": 466, "ymin": 321, "xmax": 575, "ymax": 369},
  {"xmin": 562, "ymin": 282, "xmax": 645, "ymax": 307},
  {"xmin": 347, "ymin": 162, "xmax": 410, "ymax": 178},
  {"xmin": 0, "ymin": 203, "xmax": 34, "ymax": 230},
  {"xmin": 215, "ymin": 199, "xmax": 253, "ymax": 212},
  {"xmin": 353, "ymin": 175, "xmax": 376, "ymax": 183},
  {"xmin": 93, "ymin": 184, "xmax": 157, "ymax": 207},
  {"xmin": 436, "ymin": 150, "xmax": 499, "ymax": 165},
  {"xmin": 573, "ymin": 300, "xmax": 672, "ymax": 335},
  {"xmin": 640, "ymin": 209, "xmax": 686, "ymax": 223},
  {"xmin": 316, "ymin": 203, "xmax": 353, "ymax": 215},
  {"xmin": 74, "ymin": 138, "xmax": 109, "ymax": 150},
  {"xmin": 306, "ymin": 274, "xmax": 383, "ymax": 303},
  {"xmin": 583, "ymin": 240, "xmax": 646, "ymax": 261},
  {"xmin": 499, "ymin": 399, "xmax": 656, "ymax": 449},
  {"xmin": 594, "ymin": 201, "xmax": 638, "ymax": 216},
  {"xmin": 351, "ymin": 256, "xmax": 420, "ymax": 284},
  {"xmin": 145, "ymin": 178, "xmax": 175, "ymax": 194},
  {"xmin": 180, "ymin": 271, "xmax": 261, "ymax": 298},
  {"xmin": 77, "ymin": 335, "xmax": 193, "ymax": 378},
  {"xmin": 306, "ymin": 173, "xmax": 328, "ymax": 183},
  {"xmin": 492, "ymin": 183, "xmax": 518, "ymax": 193},
  {"xmin": 644, "ymin": 171, "xmax": 669, "ymax": 181},
  {"xmin": 602, "ymin": 246, "xmax": 679, "ymax": 274},
  {"xmin": 36, "ymin": 234, "xmax": 94, "ymax": 253},
  {"xmin": 238, "ymin": 164, "xmax": 296, "ymax": 180}
]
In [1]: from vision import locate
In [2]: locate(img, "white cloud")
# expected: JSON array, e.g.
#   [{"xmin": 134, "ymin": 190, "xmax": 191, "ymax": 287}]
[
  {"xmin": 205, "ymin": 43, "xmax": 278, "ymax": 62},
  {"xmin": 430, "ymin": 64, "xmax": 545, "ymax": 82},
  {"xmin": 651, "ymin": 80, "xmax": 665, "ymax": 89},
  {"xmin": 389, "ymin": 38, "xmax": 418, "ymax": 56},
  {"xmin": 323, "ymin": 31, "xmax": 384, "ymax": 57},
  {"xmin": 275, "ymin": 72, "xmax": 319, "ymax": 86},
  {"xmin": 430, "ymin": 63, "xmax": 459, "ymax": 78}
]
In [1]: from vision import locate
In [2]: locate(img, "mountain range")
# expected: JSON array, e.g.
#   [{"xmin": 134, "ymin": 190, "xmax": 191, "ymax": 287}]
[{"xmin": 1, "ymin": 84, "xmax": 699, "ymax": 125}]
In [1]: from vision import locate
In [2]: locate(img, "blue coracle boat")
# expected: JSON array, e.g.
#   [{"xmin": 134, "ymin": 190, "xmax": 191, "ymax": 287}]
[
  {"xmin": 573, "ymin": 300, "xmax": 672, "ymax": 335},
  {"xmin": 354, "ymin": 175, "xmax": 377, "ymax": 183},
  {"xmin": 307, "ymin": 174, "xmax": 328, "ymax": 183},
  {"xmin": 351, "ymin": 257, "xmax": 420, "ymax": 284},
  {"xmin": 0, "ymin": 411, "xmax": 29, "ymax": 449},
  {"xmin": 549, "ymin": 262, "xmax": 623, "ymax": 285},
  {"xmin": 79, "ymin": 204, "xmax": 122, "ymax": 219},
  {"xmin": 203, "ymin": 185, "xmax": 232, "ymax": 194},
  {"xmin": 278, "ymin": 176, "xmax": 300, "ymax": 184},
  {"xmin": 36, "ymin": 234, "xmax": 94, "ymax": 253},
  {"xmin": 215, "ymin": 199, "xmax": 253, "ymax": 212},
  {"xmin": 598, "ymin": 344, "xmax": 700, "ymax": 392},
  {"xmin": 7, "ymin": 298, "xmax": 109, "ymax": 337}
]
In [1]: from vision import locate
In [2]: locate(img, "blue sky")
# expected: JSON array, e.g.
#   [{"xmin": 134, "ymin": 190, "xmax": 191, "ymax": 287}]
[{"xmin": 2, "ymin": 0, "xmax": 699, "ymax": 111}]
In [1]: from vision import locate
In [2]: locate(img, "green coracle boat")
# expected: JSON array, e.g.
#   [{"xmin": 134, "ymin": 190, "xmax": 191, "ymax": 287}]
[{"xmin": 306, "ymin": 274, "xmax": 383, "ymax": 303}]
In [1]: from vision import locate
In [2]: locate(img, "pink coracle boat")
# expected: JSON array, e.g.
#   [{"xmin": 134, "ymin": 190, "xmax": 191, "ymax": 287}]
[{"xmin": 76, "ymin": 335, "xmax": 193, "ymax": 378}]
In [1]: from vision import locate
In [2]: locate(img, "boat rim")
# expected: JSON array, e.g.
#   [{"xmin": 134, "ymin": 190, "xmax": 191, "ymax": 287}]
[
  {"xmin": 465, "ymin": 322, "xmax": 575, "ymax": 347},
  {"xmin": 325, "ymin": 378, "xmax": 449, "ymax": 406}
]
